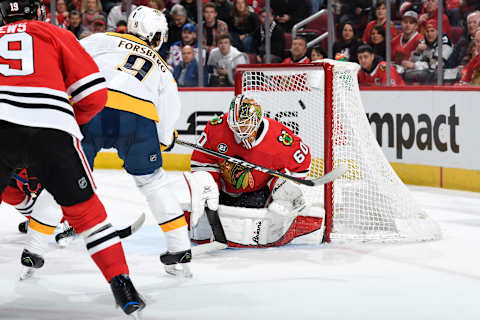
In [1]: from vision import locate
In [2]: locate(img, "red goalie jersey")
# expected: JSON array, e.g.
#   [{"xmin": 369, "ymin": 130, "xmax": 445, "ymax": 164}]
[{"xmin": 190, "ymin": 113, "xmax": 311, "ymax": 194}]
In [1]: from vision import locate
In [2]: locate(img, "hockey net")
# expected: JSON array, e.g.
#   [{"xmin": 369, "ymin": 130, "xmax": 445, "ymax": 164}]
[{"xmin": 235, "ymin": 60, "xmax": 441, "ymax": 242}]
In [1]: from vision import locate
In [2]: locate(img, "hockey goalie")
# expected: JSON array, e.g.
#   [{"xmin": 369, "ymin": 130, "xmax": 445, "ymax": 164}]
[{"xmin": 182, "ymin": 94, "xmax": 326, "ymax": 248}]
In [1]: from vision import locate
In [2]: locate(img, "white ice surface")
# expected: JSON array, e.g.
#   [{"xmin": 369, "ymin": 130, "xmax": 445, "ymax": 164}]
[{"xmin": 1, "ymin": 170, "xmax": 479, "ymax": 320}]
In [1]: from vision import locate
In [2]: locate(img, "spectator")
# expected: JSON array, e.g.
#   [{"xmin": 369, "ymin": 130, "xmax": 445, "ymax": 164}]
[
  {"xmin": 168, "ymin": 4, "xmax": 194, "ymax": 47},
  {"xmin": 332, "ymin": 21, "xmax": 363, "ymax": 63},
  {"xmin": 369, "ymin": 25, "xmax": 386, "ymax": 59},
  {"xmin": 214, "ymin": 0, "xmax": 233, "ymax": 23},
  {"xmin": 46, "ymin": 0, "xmax": 69, "ymax": 27},
  {"xmin": 282, "ymin": 36, "xmax": 311, "ymax": 63},
  {"xmin": 337, "ymin": 0, "xmax": 371, "ymax": 30},
  {"xmin": 67, "ymin": 10, "xmax": 87, "ymax": 39},
  {"xmin": 459, "ymin": 28, "xmax": 480, "ymax": 85},
  {"xmin": 253, "ymin": 8, "xmax": 285, "ymax": 62},
  {"xmin": 362, "ymin": 1, "xmax": 397, "ymax": 44},
  {"xmin": 418, "ymin": 0, "xmax": 451, "ymax": 35},
  {"xmin": 309, "ymin": 45, "xmax": 326, "ymax": 62},
  {"xmin": 148, "ymin": 0, "xmax": 170, "ymax": 23},
  {"xmin": 66, "ymin": 0, "xmax": 81, "ymax": 11},
  {"xmin": 446, "ymin": 0, "xmax": 461, "ymax": 27},
  {"xmin": 391, "ymin": 11, "xmax": 424, "ymax": 66},
  {"xmin": 107, "ymin": 0, "xmax": 135, "ymax": 32},
  {"xmin": 207, "ymin": 33, "xmax": 248, "ymax": 86},
  {"xmin": 116, "ymin": 20, "xmax": 127, "ymax": 33},
  {"xmin": 202, "ymin": 2, "xmax": 229, "ymax": 53},
  {"xmin": 174, "ymin": 45, "xmax": 208, "ymax": 86},
  {"xmin": 181, "ymin": 0, "xmax": 197, "ymax": 22},
  {"xmin": 246, "ymin": 0, "xmax": 265, "ymax": 14},
  {"xmin": 357, "ymin": 44, "xmax": 405, "ymax": 86},
  {"xmin": 81, "ymin": 0, "xmax": 103, "ymax": 32},
  {"xmin": 404, "ymin": 19, "xmax": 454, "ymax": 83},
  {"xmin": 227, "ymin": 0, "xmax": 259, "ymax": 52},
  {"xmin": 92, "ymin": 14, "xmax": 106, "ymax": 33},
  {"xmin": 167, "ymin": 23, "xmax": 206, "ymax": 68},
  {"xmin": 271, "ymin": 0, "xmax": 312, "ymax": 32},
  {"xmin": 447, "ymin": 11, "xmax": 480, "ymax": 68}
]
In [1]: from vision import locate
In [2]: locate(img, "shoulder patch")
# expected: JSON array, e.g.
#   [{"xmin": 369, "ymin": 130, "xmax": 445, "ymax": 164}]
[
  {"xmin": 278, "ymin": 130, "xmax": 294, "ymax": 146},
  {"xmin": 379, "ymin": 62, "xmax": 387, "ymax": 72},
  {"xmin": 209, "ymin": 116, "xmax": 223, "ymax": 125}
]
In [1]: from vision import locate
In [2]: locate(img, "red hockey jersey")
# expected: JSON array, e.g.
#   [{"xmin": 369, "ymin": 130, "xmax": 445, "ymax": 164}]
[
  {"xmin": 391, "ymin": 32, "xmax": 424, "ymax": 64},
  {"xmin": 358, "ymin": 60, "xmax": 405, "ymax": 86},
  {"xmin": 0, "ymin": 20, "xmax": 107, "ymax": 139},
  {"xmin": 191, "ymin": 114, "xmax": 311, "ymax": 195}
]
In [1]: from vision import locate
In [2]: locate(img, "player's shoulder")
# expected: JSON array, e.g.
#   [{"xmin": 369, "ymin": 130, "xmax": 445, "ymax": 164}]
[
  {"xmin": 21, "ymin": 20, "xmax": 73, "ymax": 40},
  {"xmin": 265, "ymin": 117, "xmax": 302, "ymax": 148},
  {"xmin": 206, "ymin": 113, "xmax": 228, "ymax": 130}
]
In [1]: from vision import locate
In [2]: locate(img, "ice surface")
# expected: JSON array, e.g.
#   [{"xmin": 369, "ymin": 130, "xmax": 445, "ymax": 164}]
[{"xmin": 1, "ymin": 170, "xmax": 479, "ymax": 320}]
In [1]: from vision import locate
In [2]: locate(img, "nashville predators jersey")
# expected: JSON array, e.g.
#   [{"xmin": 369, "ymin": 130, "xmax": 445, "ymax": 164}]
[{"xmin": 80, "ymin": 32, "xmax": 181, "ymax": 146}]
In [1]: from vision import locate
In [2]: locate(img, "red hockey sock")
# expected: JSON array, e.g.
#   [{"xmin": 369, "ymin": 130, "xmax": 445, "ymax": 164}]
[
  {"xmin": 1, "ymin": 184, "xmax": 27, "ymax": 205},
  {"xmin": 61, "ymin": 193, "xmax": 107, "ymax": 234},
  {"xmin": 91, "ymin": 242, "xmax": 129, "ymax": 282}
]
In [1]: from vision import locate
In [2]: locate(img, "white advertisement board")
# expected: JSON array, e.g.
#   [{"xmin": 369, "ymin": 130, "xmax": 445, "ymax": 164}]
[{"xmin": 173, "ymin": 89, "xmax": 480, "ymax": 170}]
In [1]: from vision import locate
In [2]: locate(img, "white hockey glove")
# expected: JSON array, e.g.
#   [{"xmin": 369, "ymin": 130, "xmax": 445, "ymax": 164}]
[
  {"xmin": 269, "ymin": 176, "xmax": 307, "ymax": 216},
  {"xmin": 183, "ymin": 171, "xmax": 219, "ymax": 226}
]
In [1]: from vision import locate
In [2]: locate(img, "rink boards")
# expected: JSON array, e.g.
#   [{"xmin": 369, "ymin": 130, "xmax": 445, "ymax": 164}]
[{"xmin": 94, "ymin": 87, "xmax": 480, "ymax": 192}]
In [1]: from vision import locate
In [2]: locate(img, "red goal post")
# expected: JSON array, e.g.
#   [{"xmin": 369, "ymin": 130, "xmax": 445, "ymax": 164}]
[{"xmin": 234, "ymin": 60, "xmax": 441, "ymax": 243}]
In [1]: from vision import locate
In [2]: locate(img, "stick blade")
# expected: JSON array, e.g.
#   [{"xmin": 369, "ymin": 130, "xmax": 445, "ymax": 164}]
[
  {"xmin": 311, "ymin": 163, "xmax": 348, "ymax": 186},
  {"xmin": 191, "ymin": 241, "xmax": 228, "ymax": 256}
]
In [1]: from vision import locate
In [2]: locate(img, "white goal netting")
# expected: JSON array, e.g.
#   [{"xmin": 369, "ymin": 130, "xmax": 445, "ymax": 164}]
[{"xmin": 236, "ymin": 60, "xmax": 441, "ymax": 242}]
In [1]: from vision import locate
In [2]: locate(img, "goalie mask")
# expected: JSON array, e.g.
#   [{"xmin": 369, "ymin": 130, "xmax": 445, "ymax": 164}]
[
  {"xmin": 227, "ymin": 95, "xmax": 263, "ymax": 149},
  {"xmin": 127, "ymin": 6, "xmax": 168, "ymax": 50}
]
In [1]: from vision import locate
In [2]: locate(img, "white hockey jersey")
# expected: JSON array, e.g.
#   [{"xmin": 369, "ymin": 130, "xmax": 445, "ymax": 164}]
[{"xmin": 80, "ymin": 32, "xmax": 181, "ymax": 146}]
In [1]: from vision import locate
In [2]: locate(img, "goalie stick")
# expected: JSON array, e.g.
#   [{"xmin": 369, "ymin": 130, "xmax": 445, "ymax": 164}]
[
  {"xmin": 177, "ymin": 139, "xmax": 347, "ymax": 187},
  {"xmin": 191, "ymin": 208, "xmax": 228, "ymax": 256}
]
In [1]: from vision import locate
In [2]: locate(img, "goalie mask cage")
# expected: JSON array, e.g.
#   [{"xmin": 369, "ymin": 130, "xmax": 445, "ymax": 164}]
[{"xmin": 234, "ymin": 60, "xmax": 441, "ymax": 242}]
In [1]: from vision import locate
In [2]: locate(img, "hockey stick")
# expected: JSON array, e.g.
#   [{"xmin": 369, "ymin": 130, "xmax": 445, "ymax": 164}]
[
  {"xmin": 117, "ymin": 212, "xmax": 146, "ymax": 239},
  {"xmin": 177, "ymin": 139, "xmax": 348, "ymax": 187},
  {"xmin": 191, "ymin": 208, "xmax": 228, "ymax": 256}
]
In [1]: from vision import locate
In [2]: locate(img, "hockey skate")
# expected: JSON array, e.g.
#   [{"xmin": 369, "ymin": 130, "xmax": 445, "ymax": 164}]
[
  {"xmin": 19, "ymin": 249, "xmax": 44, "ymax": 280},
  {"xmin": 18, "ymin": 220, "xmax": 29, "ymax": 234},
  {"xmin": 160, "ymin": 250, "xmax": 192, "ymax": 278},
  {"xmin": 110, "ymin": 274, "xmax": 145, "ymax": 318},
  {"xmin": 55, "ymin": 222, "xmax": 77, "ymax": 248}
]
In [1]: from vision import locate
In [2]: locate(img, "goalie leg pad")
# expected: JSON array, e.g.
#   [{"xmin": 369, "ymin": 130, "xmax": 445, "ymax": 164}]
[
  {"xmin": 134, "ymin": 168, "xmax": 190, "ymax": 253},
  {"xmin": 217, "ymin": 205, "xmax": 296, "ymax": 246},
  {"xmin": 183, "ymin": 171, "xmax": 219, "ymax": 226}
]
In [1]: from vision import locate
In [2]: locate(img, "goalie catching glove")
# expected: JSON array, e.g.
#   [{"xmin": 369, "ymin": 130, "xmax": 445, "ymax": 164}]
[
  {"xmin": 269, "ymin": 173, "xmax": 307, "ymax": 216},
  {"xmin": 183, "ymin": 171, "xmax": 219, "ymax": 226}
]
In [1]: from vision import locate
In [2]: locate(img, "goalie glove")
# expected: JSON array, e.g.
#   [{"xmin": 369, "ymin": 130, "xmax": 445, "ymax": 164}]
[
  {"xmin": 270, "ymin": 174, "xmax": 306, "ymax": 214},
  {"xmin": 183, "ymin": 171, "xmax": 219, "ymax": 226},
  {"xmin": 161, "ymin": 130, "xmax": 178, "ymax": 153}
]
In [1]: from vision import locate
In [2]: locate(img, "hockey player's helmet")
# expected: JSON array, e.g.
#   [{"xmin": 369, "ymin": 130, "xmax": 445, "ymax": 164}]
[
  {"xmin": 227, "ymin": 95, "xmax": 263, "ymax": 143},
  {"xmin": 127, "ymin": 6, "xmax": 168, "ymax": 50},
  {"xmin": 0, "ymin": 0, "xmax": 42, "ymax": 24}
]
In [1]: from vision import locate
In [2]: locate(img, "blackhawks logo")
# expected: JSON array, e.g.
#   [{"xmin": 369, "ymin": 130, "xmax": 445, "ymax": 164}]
[
  {"xmin": 278, "ymin": 130, "xmax": 293, "ymax": 146},
  {"xmin": 210, "ymin": 116, "xmax": 223, "ymax": 125},
  {"xmin": 220, "ymin": 159, "xmax": 255, "ymax": 190}
]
